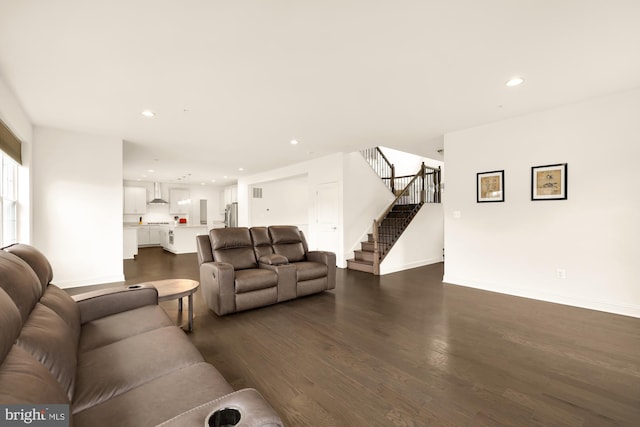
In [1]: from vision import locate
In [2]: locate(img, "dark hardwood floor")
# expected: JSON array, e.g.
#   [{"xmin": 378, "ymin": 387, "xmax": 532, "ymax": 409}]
[{"xmin": 72, "ymin": 247, "xmax": 640, "ymax": 426}]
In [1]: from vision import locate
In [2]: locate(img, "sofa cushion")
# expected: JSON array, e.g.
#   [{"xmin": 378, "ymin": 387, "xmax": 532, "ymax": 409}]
[
  {"xmin": 269, "ymin": 226, "xmax": 306, "ymax": 262},
  {"xmin": 4, "ymin": 244, "xmax": 53, "ymax": 294},
  {"xmin": 236, "ymin": 287, "xmax": 278, "ymax": 312},
  {"xmin": 73, "ymin": 326, "xmax": 205, "ymax": 413},
  {"xmin": 40, "ymin": 284, "xmax": 81, "ymax": 344},
  {"xmin": 0, "ymin": 289, "xmax": 21, "ymax": 364},
  {"xmin": 79, "ymin": 305, "xmax": 175, "ymax": 353},
  {"xmin": 250, "ymin": 227, "xmax": 273, "ymax": 259},
  {"xmin": 16, "ymin": 303, "xmax": 78, "ymax": 400},
  {"xmin": 0, "ymin": 345, "xmax": 70, "ymax": 405},
  {"xmin": 0, "ymin": 251, "xmax": 42, "ymax": 323},
  {"xmin": 234, "ymin": 269, "xmax": 278, "ymax": 293},
  {"xmin": 210, "ymin": 228, "xmax": 258, "ymax": 270},
  {"xmin": 294, "ymin": 261, "xmax": 328, "ymax": 282},
  {"xmin": 297, "ymin": 277, "xmax": 328, "ymax": 297},
  {"xmin": 73, "ymin": 362, "xmax": 234, "ymax": 427}
]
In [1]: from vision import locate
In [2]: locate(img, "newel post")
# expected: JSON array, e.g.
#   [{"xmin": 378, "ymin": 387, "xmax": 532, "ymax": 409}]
[
  {"xmin": 372, "ymin": 219, "xmax": 380, "ymax": 275},
  {"xmin": 390, "ymin": 164, "xmax": 396, "ymax": 195}
]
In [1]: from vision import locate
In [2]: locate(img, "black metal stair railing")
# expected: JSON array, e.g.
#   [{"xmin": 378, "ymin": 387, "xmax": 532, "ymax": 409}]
[
  {"xmin": 360, "ymin": 147, "xmax": 396, "ymax": 194},
  {"xmin": 371, "ymin": 162, "xmax": 441, "ymax": 274}
]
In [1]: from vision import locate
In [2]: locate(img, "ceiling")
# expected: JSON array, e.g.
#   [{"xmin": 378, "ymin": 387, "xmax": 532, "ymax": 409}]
[{"xmin": 1, "ymin": 1, "xmax": 639, "ymax": 185}]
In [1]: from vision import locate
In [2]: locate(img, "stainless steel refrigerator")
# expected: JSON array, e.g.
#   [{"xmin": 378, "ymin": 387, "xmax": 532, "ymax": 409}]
[{"xmin": 224, "ymin": 202, "xmax": 238, "ymax": 228}]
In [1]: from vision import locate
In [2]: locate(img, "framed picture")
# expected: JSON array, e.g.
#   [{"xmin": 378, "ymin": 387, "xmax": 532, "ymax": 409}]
[
  {"xmin": 477, "ymin": 170, "xmax": 504, "ymax": 203},
  {"xmin": 531, "ymin": 163, "xmax": 567, "ymax": 200}
]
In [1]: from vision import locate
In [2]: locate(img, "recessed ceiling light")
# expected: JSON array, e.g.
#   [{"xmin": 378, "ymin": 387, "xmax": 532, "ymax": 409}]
[
  {"xmin": 211, "ymin": 179, "xmax": 216, "ymax": 183},
  {"xmin": 223, "ymin": 175, "xmax": 228, "ymax": 179},
  {"xmin": 506, "ymin": 77, "xmax": 524, "ymax": 87},
  {"xmin": 290, "ymin": 139, "xmax": 299, "ymax": 145},
  {"xmin": 141, "ymin": 110, "xmax": 156, "ymax": 118},
  {"xmin": 148, "ymin": 169, "xmax": 154, "ymax": 173},
  {"xmin": 238, "ymin": 167, "xmax": 244, "ymax": 171}
]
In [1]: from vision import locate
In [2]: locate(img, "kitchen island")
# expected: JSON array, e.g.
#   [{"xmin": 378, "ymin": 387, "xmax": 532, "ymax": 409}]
[{"xmin": 160, "ymin": 224, "xmax": 209, "ymax": 254}]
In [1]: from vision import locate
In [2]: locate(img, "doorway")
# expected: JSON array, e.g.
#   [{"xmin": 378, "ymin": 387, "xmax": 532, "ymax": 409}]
[{"xmin": 314, "ymin": 181, "xmax": 340, "ymax": 256}]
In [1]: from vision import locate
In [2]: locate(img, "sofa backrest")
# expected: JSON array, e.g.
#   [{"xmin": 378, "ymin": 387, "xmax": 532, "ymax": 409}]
[
  {"xmin": 268, "ymin": 226, "xmax": 307, "ymax": 262},
  {"xmin": 250, "ymin": 227, "xmax": 273, "ymax": 259},
  {"xmin": 209, "ymin": 227, "xmax": 258, "ymax": 270},
  {"xmin": 5, "ymin": 243, "xmax": 53, "ymax": 295},
  {"xmin": 0, "ymin": 246, "xmax": 80, "ymax": 404},
  {"xmin": 196, "ymin": 234, "xmax": 214, "ymax": 265}
]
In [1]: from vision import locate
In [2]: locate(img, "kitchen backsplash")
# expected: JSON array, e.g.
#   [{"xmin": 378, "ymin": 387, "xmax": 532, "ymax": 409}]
[{"xmin": 123, "ymin": 203, "xmax": 189, "ymax": 224}]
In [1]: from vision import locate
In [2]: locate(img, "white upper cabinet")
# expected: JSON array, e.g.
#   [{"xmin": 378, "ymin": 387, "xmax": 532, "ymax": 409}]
[
  {"xmin": 223, "ymin": 185, "xmax": 237, "ymax": 205},
  {"xmin": 169, "ymin": 188, "xmax": 191, "ymax": 214},
  {"xmin": 124, "ymin": 187, "xmax": 147, "ymax": 214}
]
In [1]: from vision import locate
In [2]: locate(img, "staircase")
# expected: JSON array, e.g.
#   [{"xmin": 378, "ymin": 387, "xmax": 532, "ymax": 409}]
[
  {"xmin": 347, "ymin": 147, "xmax": 441, "ymax": 275},
  {"xmin": 347, "ymin": 203, "xmax": 422, "ymax": 273}
]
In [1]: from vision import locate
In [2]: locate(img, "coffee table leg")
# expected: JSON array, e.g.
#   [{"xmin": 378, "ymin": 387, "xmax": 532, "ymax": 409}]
[
  {"xmin": 178, "ymin": 298, "xmax": 183, "ymax": 312},
  {"xmin": 188, "ymin": 294, "xmax": 194, "ymax": 331}
]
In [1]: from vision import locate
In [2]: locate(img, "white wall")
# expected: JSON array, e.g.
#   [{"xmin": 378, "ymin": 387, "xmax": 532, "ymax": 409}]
[
  {"xmin": 443, "ymin": 88, "xmax": 640, "ymax": 318},
  {"xmin": 0, "ymin": 76, "xmax": 33, "ymax": 244},
  {"xmin": 238, "ymin": 153, "xmax": 344, "ymax": 264},
  {"xmin": 380, "ymin": 203, "xmax": 444, "ymax": 275},
  {"xmin": 249, "ymin": 175, "xmax": 309, "ymax": 235},
  {"xmin": 380, "ymin": 146, "xmax": 443, "ymax": 176},
  {"xmin": 32, "ymin": 127, "xmax": 123, "ymax": 287},
  {"xmin": 343, "ymin": 152, "xmax": 394, "ymax": 259}
]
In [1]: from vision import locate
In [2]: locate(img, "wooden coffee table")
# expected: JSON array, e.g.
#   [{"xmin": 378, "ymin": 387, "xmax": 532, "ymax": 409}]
[{"xmin": 149, "ymin": 279, "xmax": 200, "ymax": 331}]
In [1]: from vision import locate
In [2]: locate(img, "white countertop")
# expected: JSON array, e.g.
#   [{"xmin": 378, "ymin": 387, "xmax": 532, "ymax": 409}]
[{"xmin": 124, "ymin": 223, "xmax": 208, "ymax": 229}]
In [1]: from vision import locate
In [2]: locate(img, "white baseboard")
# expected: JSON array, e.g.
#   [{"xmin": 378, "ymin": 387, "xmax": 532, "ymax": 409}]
[
  {"xmin": 56, "ymin": 274, "xmax": 125, "ymax": 289},
  {"xmin": 443, "ymin": 275, "xmax": 640, "ymax": 319},
  {"xmin": 380, "ymin": 257, "xmax": 443, "ymax": 275}
]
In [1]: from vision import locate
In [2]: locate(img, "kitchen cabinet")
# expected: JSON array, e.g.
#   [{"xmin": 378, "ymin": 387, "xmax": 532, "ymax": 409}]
[
  {"xmin": 149, "ymin": 227, "xmax": 161, "ymax": 245},
  {"xmin": 223, "ymin": 185, "xmax": 237, "ymax": 205},
  {"xmin": 137, "ymin": 225, "xmax": 162, "ymax": 247},
  {"xmin": 137, "ymin": 227, "xmax": 150, "ymax": 246},
  {"xmin": 169, "ymin": 189, "xmax": 191, "ymax": 214},
  {"xmin": 124, "ymin": 187, "xmax": 147, "ymax": 214}
]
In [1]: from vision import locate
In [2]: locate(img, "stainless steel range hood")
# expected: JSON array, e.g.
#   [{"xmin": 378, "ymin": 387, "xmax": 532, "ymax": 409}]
[{"xmin": 148, "ymin": 182, "xmax": 168, "ymax": 204}]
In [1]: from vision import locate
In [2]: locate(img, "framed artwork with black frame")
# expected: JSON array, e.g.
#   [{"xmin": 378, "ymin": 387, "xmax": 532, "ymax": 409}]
[
  {"xmin": 531, "ymin": 163, "xmax": 567, "ymax": 200},
  {"xmin": 476, "ymin": 170, "xmax": 504, "ymax": 203}
]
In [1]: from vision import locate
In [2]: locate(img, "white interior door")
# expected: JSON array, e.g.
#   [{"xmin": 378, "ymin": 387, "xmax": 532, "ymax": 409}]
[{"xmin": 315, "ymin": 181, "xmax": 339, "ymax": 255}]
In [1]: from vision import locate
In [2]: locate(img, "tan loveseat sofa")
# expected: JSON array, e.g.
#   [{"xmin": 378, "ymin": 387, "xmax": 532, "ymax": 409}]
[
  {"xmin": 0, "ymin": 244, "xmax": 282, "ymax": 427},
  {"xmin": 196, "ymin": 226, "xmax": 336, "ymax": 316}
]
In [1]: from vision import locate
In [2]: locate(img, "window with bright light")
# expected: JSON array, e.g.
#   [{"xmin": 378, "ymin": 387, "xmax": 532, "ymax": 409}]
[{"xmin": 0, "ymin": 152, "xmax": 18, "ymax": 246}]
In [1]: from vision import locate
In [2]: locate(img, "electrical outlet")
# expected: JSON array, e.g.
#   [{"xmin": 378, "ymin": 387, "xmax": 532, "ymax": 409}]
[
  {"xmin": 453, "ymin": 210, "xmax": 461, "ymax": 219},
  {"xmin": 556, "ymin": 268, "xmax": 566, "ymax": 279}
]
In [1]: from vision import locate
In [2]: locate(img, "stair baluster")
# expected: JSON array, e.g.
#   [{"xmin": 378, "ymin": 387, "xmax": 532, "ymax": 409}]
[{"xmin": 349, "ymin": 152, "xmax": 442, "ymax": 274}]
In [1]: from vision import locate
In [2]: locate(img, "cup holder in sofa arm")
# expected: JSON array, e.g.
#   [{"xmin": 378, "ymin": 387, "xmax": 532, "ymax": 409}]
[
  {"xmin": 156, "ymin": 388, "xmax": 282, "ymax": 427},
  {"xmin": 205, "ymin": 407, "xmax": 241, "ymax": 427},
  {"xmin": 127, "ymin": 284, "xmax": 144, "ymax": 289}
]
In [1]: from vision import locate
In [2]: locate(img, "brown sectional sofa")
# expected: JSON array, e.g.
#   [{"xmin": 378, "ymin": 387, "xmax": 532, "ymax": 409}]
[
  {"xmin": 0, "ymin": 244, "xmax": 283, "ymax": 427},
  {"xmin": 196, "ymin": 225, "xmax": 336, "ymax": 316}
]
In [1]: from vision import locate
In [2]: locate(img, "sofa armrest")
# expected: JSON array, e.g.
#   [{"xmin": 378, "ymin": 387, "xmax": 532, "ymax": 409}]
[
  {"xmin": 200, "ymin": 261, "xmax": 236, "ymax": 315},
  {"xmin": 258, "ymin": 254, "xmax": 288, "ymax": 266},
  {"xmin": 72, "ymin": 284, "xmax": 158, "ymax": 324},
  {"xmin": 307, "ymin": 251, "xmax": 337, "ymax": 290},
  {"xmin": 156, "ymin": 388, "xmax": 282, "ymax": 427},
  {"xmin": 307, "ymin": 251, "xmax": 336, "ymax": 266},
  {"xmin": 259, "ymin": 262, "xmax": 297, "ymax": 302}
]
